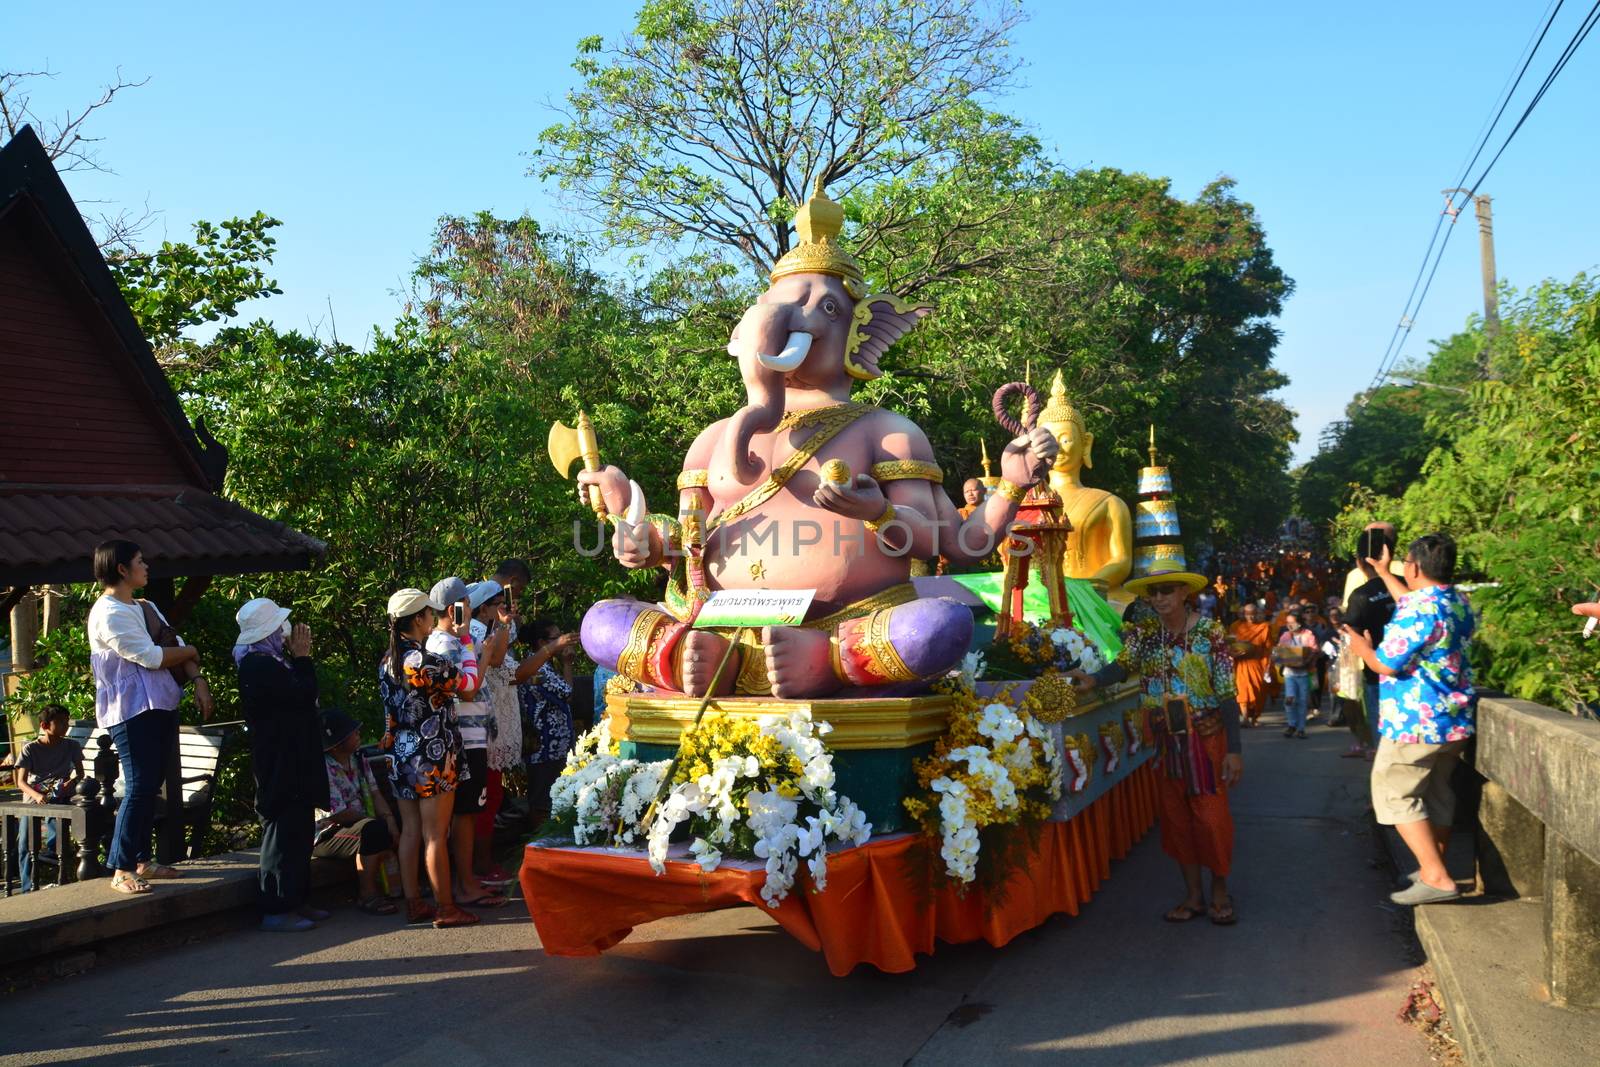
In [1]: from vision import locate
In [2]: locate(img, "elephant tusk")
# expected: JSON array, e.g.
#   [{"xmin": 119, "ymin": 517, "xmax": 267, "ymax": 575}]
[
  {"xmin": 624, "ymin": 479, "xmax": 647, "ymax": 526},
  {"xmin": 757, "ymin": 330, "xmax": 812, "ymax": 373}
]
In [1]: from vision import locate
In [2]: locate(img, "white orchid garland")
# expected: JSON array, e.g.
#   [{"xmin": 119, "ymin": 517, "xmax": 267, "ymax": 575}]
[
  {"xmin": 911, "ymin": 684, "xmax": 1063, "ymax": 884},
  {"xmin": 548, "ymin": 710, "xmax": 871, "ymax": 906}
]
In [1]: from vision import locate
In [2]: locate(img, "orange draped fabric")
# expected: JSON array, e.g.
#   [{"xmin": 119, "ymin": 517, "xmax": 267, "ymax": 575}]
[
  {"xmin": 1228, "ymin": 620, "xmax": 1271, "ymax": 716},
  {"xmin": 519, "ymin": 760, "xmax": 1160, "ymax": 976},
  {"xmin": 1155, "ymin": 730, "xmax": 1234, "ymax": 874}
]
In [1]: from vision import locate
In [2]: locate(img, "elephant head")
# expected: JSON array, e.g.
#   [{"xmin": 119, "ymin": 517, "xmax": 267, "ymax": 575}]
[{"xmin": 721, "ymin": 278, "xmax": 932, "ymax": 483}]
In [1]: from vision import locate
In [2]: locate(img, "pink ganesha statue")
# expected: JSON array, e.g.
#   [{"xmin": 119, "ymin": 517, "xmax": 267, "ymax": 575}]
[{"xmin": 577, "ymin": 180, "xmax": 1059, "ymax": 699}]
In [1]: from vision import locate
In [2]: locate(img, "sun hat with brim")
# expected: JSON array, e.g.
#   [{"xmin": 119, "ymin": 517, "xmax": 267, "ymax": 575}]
[
  {"xmin": 1124, "ymin": 558, "xmax": 1209, "ymax": 597},
  {"xmin": 235, "ymin": 597, "xmax": 292, "ymax": 646},
  {"xmin": 467, "ymin": 579, "xmax": 503, "ymax": 610},
  {"xmin": 428, "ymin": 576, "xmax": 469, "ymax": 611},
  {"xmin": 387, "ymin": 588, "xmax": 432, "ymax": 619}
]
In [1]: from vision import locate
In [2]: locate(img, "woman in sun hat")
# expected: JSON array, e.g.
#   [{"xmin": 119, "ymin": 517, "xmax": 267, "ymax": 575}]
[
  {"xmin": 235, "ymin": 597, "xmax": 329, "ymax": 932},
  {"xmin": 379, "ymin": 587, "xmax": 478, "ymax": 928},
  {"xmin": 1073, "ymin": 550, "xmax": 1245, "ymax": 927}
]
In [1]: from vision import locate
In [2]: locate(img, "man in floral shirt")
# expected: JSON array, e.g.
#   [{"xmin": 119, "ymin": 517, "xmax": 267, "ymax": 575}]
[{"xmin": 1343, "ymin": 533, "xmax": 1475, "ymax": 905}]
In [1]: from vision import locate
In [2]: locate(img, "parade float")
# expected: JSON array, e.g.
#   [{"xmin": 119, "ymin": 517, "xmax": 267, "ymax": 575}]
[{"xmin": 523, "ymin": 180, "xmax": 1158, "ymax": 976}]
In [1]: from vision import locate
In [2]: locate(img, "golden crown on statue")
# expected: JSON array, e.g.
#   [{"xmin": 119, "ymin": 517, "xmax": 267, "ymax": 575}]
[
  {"xmin": 769, "ymin": 177, "xmax": 866, "ymax": 299},
  {"xmin": 1039, "ymin": 370, "xmax": 1086, "ymax": 435}
]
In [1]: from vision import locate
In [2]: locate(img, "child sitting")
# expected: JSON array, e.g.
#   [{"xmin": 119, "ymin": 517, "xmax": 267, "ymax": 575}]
[
  {"xmin": 313, "ymin": 709, "xmax": 401, "ymax": 914},
  {"xmin": 16, "ymin": 705, "xmax": 85, "ymax": 891}
]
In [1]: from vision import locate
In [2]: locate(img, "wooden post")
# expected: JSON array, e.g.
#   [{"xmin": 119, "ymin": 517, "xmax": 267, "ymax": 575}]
[
  {"xmin": 40, "ymin": 586, "xmax": 61, "ymax": 638},
  {"xmin": 8, "ymin": 589, "xmax": 38, "ymax": 673},
  {"xmin": 6, "ymin": 590, "xmax": 39, "ymax": 739}
]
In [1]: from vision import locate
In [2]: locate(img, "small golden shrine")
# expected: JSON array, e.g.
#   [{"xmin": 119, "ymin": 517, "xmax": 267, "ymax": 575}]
[{"xmin": 994, "ymin": 483, "xmax": 1074, "ymax": 639}]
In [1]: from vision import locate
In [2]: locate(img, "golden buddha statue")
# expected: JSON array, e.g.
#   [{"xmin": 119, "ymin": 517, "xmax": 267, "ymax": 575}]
[{"xmin": 1037, "ymin": 370, "xmax": 1134, "ymax": 598}]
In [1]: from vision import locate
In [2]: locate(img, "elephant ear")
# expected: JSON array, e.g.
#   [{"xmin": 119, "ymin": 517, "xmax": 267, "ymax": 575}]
[{"xmin": 843, "ymin": 293, "xmax": 934, "ymax": 381}]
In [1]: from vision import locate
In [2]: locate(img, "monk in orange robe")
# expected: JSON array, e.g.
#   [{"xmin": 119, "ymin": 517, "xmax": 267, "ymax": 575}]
[{"xmin": 1229, "ymin": 602, "xmax": 1272, "ymax": 725}]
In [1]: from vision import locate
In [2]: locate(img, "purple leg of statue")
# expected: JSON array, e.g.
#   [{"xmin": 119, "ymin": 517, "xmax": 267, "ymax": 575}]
[
  {"xmin": 580, "ymin": 598, "xmax": 651, "ymax": 673},
  {"xmin": 887, "ymin": 597, "xmax": 974, "ymax": 677}
]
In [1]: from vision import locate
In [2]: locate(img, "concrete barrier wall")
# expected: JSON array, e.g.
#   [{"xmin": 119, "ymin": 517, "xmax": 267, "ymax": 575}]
[{"xmin": 1472, "ymin": 696, "xmax": 1600, "ymax": 1009}]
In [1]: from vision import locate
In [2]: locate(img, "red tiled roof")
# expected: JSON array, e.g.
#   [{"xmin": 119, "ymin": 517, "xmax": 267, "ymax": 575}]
[{"xmin": 0, "ymin": 484, "xmax": 327, "ymax": 585}]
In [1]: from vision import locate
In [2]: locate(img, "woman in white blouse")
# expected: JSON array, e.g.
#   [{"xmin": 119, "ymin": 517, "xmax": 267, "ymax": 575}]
[{"xmin": 87, "ymin": 540, "xmax": 205, "ymax": 894}]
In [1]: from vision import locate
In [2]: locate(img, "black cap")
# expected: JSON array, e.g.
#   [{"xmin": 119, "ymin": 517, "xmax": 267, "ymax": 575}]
[{"xmin": 320, "ymin": 708, "xmax": 361, "ymax": 751}]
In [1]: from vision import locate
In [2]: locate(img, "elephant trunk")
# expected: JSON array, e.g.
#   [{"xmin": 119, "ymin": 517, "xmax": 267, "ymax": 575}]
[{"xmin": 723, "ymin": 302, "xmax": 808, "ymax": 485}]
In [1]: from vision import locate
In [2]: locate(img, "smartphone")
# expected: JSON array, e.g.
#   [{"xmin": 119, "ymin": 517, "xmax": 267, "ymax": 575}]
[
  {"xmin": 1358, "ymin": 528, "xmax": 1392, "ymax": 562},
  {"xmin": 451, "ymin": 603, "xmax": 466, "ymax": 627}
]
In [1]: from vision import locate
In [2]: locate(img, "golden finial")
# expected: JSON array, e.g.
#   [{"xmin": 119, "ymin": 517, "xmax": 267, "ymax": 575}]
[
  {"xmin": 820, "ymin": 459, "xmax": 852, "ymax": 488},
  {"xmin": 980, "ymin": 439, "xmax": 993, "ymax": 478},
  {"xmin": 1039, "ymin": 369, "xmax": 1085, "ymax": 433},
  {"xmin": 769, "ymin": 176, "xmax": 865, "ymax": 298},
  {"xmin": 1148, "ymin": 424, "xmax": 1159, "ymax": 467}
]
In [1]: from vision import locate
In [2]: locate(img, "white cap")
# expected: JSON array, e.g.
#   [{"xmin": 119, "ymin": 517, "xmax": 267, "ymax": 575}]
[{"xmin": 387, "ymin": 588, "xmax": 431, "ymax": 619}]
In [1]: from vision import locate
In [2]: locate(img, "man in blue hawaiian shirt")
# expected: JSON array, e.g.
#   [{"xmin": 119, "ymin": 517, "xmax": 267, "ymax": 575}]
[{"xmin": 1343, "ymin": 533, "xmax": 1476, "ymax": 905}]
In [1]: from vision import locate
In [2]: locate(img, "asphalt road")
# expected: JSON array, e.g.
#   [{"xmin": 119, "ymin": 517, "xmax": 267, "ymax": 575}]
[{"xmin": 0, "ymin": 706, "xmax": 1435, "ymax": 1066}]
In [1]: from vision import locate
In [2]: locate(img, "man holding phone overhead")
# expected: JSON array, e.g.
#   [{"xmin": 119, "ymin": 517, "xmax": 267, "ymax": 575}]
[{"xmin": 1343, "ymin": 524, "xmax": 1399, "ymax": 742}]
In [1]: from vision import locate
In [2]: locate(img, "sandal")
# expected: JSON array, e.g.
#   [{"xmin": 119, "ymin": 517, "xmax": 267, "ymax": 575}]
[
  {"xmin": 359, "ymin": 895, "xmax": 399, "ymax": 915},
  {"xmin": 1210, "ymin": 901, "xmax": 1239, "ymax": 926},
  {"xmin": 405, "ymin": 898, "xmax": 437, "ymax": 925},
  {"xmin": 455, "ymin": 891, "xmax": 510, "ymax": 909},
  {"xmin": 111, "ymin": 871, "xmax": 151, "ymax": 895},
  {"xmin": 432, "ymin": 904, "xmax": 481, "ymax": 928},
  {"xmin": 137, "ymin": 863, "xmax": 183, "ymax": 880},
  {"xmin": 1163, "ymin": 902, "xmax": 1205, "ymax": 923}
]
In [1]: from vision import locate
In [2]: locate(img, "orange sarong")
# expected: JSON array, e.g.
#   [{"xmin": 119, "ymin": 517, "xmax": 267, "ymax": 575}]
[
  {"xmin": 519, "ymin": 761, "xmax": 1160, "ymax": 976},
  {"xmin": 1229, "ymin": 620, "xmax": 1270, "ymax": 718},
  {"xmin": 1156, "ymin": 730, "xmax": 1234, "ymax": 875}
]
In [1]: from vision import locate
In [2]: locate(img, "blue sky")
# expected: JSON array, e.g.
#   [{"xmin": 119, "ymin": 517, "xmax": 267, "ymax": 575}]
[{"xmin": 11, "ymin": 1, "xmax": 1599, "ymax": 465}]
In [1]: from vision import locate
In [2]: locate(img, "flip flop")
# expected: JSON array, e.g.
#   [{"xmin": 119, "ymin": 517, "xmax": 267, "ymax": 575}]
[
  {"xmin": 110, "ymin": 872, "xmax": 151, "ymax": 895},
  {"xmin": 137, "ymin": 863, "xmax": 183, "ymax": 880},
  {"xmin": 456, "ymin": 891, "xmax": 510, "ymax": 909},
  {"xmin": 1209, "ymin": 901, "xmax": 1238, "ymax": 926},
  {"xmin": 1163, "ymin": 902, "xmax": 1205, "ymax": 923}
]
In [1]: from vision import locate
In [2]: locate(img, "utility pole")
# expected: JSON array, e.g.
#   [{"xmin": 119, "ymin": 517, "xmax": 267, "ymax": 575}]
[{"xmin": 1443, "ymin": 189, "xmax": 1500, "ymax": 373}]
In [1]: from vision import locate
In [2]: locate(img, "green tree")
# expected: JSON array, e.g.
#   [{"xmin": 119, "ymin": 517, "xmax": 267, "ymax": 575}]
[
  {"xmin": 537, "ymin": 0, "xmax": 1027, "ymax": 283},
  {"xmin": 1396, "ymin": 276, "xmax": 1600, "ymax": 712},
  {"xmin": 107, "ymin": 212, "xmax": 283, "ymax": 353},
  {"xmin": 851, "ymin": 164, "xmax": 1298, "ymax": 542}
]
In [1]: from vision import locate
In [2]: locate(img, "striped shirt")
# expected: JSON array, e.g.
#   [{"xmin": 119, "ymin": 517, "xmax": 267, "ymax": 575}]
[{"xmin": 425, "ymin": 630, "xmax": 488, "ymax": 749}]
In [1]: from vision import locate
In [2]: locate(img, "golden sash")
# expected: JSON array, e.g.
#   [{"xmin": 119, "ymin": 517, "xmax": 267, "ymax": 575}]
[{"xmin": 705, "ymin": 403, "xmax": 874, "ymax": 533}]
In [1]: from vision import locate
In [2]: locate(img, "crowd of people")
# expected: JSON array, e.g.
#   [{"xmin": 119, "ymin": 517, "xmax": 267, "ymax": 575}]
[
  {"xmin": 11, "ymin": 541, "xmax": 584, "ymax": 931},
  {"xmin": 1200, "ymin": 524, "xmax": 1481, "ymax": 909},
  {"xmin": 11, "ymin": 521, "xmax": 1489, "ymax": 926}
]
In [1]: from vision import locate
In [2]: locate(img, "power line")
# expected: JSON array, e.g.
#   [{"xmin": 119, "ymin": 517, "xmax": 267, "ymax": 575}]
[
  {"xmin": 1367, "ymin": 0, "xmax": 1600, "ymax": 395},
  {"xmin": 1364, "ymin": 213, "xmax": 1449, "ymax": 392},
  {"xmin": 1462, "ymin": 0, "xmax": 1600, "ymax": 200},
  {"xmin": 1448, "ymin": 0, "xmax": 1567, "ymax": 196}
]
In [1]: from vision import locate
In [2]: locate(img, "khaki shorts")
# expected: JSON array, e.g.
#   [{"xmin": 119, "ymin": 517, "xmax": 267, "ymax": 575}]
[{"xmin": 1371, "ymin": 738, "xmax": 1468, "ymax": 826}]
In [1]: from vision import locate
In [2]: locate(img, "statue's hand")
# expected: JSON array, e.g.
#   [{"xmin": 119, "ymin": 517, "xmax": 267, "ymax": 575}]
[
  {"xmin": 611, "ymin": 520, "xmax": 656, "ymax": 569},
  {"xmin": 576, "ymin": 465, "xmax": 632, "ymax": 517},
  {"xmin": 812, "ymin": 474, "xmax": 888, "ymax": 522},
  {"xmin": 1001, "ymin": 426, "xmax": 1058, "ymax": 487}
]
